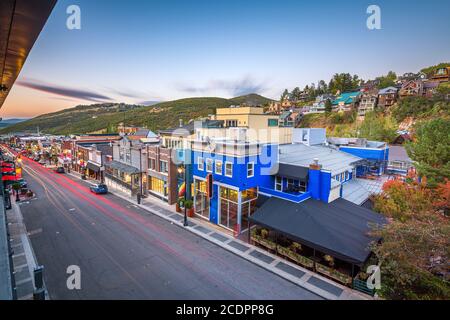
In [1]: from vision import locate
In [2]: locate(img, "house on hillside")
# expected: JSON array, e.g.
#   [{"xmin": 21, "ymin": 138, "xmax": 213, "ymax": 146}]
[
  {"xmin": 358, "ymin": 92, "xmax": 378, "ymax": 118},
  {"xmin": 332, "ymin": 92, "xmax": 361, "ymax": 112},
  {"xmin": 429, "ymin": 66, "xmax": 450, "ymax": 83},
  {"xmin": 377, "ymin": 87, "xmax": 398, "ymax": 108},
  {"xmin": 279, "ymin": 111, "xmax": 301, "ymax": 127},
  {"xmin": 422, "ymin": 81, "xmax": 440, "ymax": 98},
  {"xmin": 309, "ymin": 94, "xmax": 334, "ymax": 113},
  {"xmin": 399, "ymin": 80, "xmax": 423, "ymax": 97}
]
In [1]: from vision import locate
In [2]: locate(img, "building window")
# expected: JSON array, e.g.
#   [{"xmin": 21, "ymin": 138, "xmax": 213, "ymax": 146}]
[
  {"xmin": 268, "ymin": 119, "xmax": 278, "ymax": 127},
  {"xmin": 206, "ymin": 159, "xmax": 213, "ymax": 172},
  {"xmin": 119, "ymin": 148, "xmax": 124, "ymax": 161},
  {"xmin": 287, "ymin": 178, "xmax": 294, "ymax": 190},
  {"xmin": 247, "ymin": 162, "xmax": 254, "ymax": 178},
  {"xmin": 148, "ymin": 158, "xmax": 156, "ymax": 170},
  {"xmin": 160, "ymin": 160, "xmax": 168, "ymax": 173},
  {"xmin": 225, "ymin": 162, "xmax": 233, "ymax": 177},
  {"xmin": 148, "ymin": 176, "xmax": 167, "ymax": 196},
  {"xmin": 275, "ymin": 176, "xmax": 282, "ymax": 191},
  {"xmin": 215, "ymin": 160, "xmax": 223, "ymax": 175},
  {"xmin": 198, "ymin": 157, "xmax": 204, "ymax": 171},
  {"xmin": 298, "ymin": 181, "xmax": 307, "ymax": 193},
  {"xmin": 226, "ymin": 120, "xmax": 238, "ymax": 127},
  {"xmin": 125, "ymin": 149, "xmax": 131, "ymax": 163}
]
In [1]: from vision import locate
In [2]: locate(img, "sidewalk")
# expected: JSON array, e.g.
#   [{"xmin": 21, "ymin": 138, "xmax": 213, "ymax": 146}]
[
  {"xmin": 68, "ymin": 171, "xmax": 372, "ymax": 300},
  {"xmin": 6, "ymin": 197, "xmax": 46, "ymax": 300}
]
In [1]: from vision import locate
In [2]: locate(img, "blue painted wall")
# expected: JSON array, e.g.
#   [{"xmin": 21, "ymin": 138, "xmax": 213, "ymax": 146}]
[
  {"xmin": 192, "ymin": 144, "xmax": 278, "ymax": 191},
  {"xmin": 339, "ymin": 146, "xmax": 388, "ymax": 161}
]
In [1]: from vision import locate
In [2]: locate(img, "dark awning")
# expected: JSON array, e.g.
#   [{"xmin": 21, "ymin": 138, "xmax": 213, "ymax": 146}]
[
  {"xmin": 276, "ymin": 163, "xmax": 309, "ymax": 181},
  {"xmin": 249, "ymin": 197, "xmax": 386, "ymax": 266},
  {"xmin": 105, "ymin": 161, "xmax": 140, "ymax": 174},
  {"xmin": 86, "ymin": 161, "xmax": 101, "ymax": 172}
]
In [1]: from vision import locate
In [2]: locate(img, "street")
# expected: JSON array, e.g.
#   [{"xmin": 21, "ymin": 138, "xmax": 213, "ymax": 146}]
[{"xmin": 17, "ymin": 156, "xmax": 321, "ymax": 300}]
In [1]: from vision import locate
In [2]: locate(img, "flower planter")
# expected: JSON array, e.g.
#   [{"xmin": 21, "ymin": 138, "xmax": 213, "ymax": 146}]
[
  {"xmin": 187, "ymin": 208, "xmax": 195, "ymax": 217},
  {"xmin": 277, "ymin": 245, "xmax": 314, "ymax": 268},
  {"xmin": 315, "ymin": 263, "xmax": 352, "ymax": 285},
  {"xmin": 176, "ymin": 203, "xmax": 182, "ymax": 213},
  {"xmin": 251, "ymin": 233, "xmax": 277, "ymax": 251}
]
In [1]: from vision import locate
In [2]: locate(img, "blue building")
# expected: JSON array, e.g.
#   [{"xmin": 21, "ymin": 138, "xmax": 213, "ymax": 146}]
[
  {"xmin": 191, "ymin": 135, "xmax": 366, "ymax": 235},
  {"xmin": 327, "ymin": 137, "xmax": 389, "ymax": 176}
]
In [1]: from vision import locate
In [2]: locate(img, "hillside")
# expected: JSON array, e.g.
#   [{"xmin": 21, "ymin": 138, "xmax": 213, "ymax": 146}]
[
  {"xmin": 0, "ymin": 94, "xmax": 273, "ymax": 135},
  {"xmin": 0, "ymin": 118, "xmax": 29, "ymax": 128},
  {"xmin": 297, "ymin": 95, "xmax": 450, "ymax": 142}
]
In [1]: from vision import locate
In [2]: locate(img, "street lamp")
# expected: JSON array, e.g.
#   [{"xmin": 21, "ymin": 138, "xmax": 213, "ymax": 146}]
[{"xmin": 178, "ymin": 165, "xmax": 188, "ymax": 227}]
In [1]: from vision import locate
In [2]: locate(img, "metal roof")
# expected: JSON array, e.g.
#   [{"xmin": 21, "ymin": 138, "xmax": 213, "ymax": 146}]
[
  {"xmin": 0, "ymin": 0, "xmax": 57, "ymax": 109},
  {"xmin": 388, "ymin": 145, "xmax": 412, "ymax": 162},
  {"xmin": 249, "ymin": 197, "xmax": 386, "ymax": 266},
  {"xmin": 342, "ymin": 179, "xmax": 371, "ymax": 205},
  {"xmin": 279, "ymin": 143, "xmax": 362, "ymax": 176}
]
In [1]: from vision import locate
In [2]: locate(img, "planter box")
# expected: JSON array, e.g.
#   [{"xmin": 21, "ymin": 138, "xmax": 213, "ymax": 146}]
[
  {"xmin": 251, "ymin": 234, "xmax": 277, "ymax": 251},
  {"xmin": 315, "ymin": 263, "xmax": 352, "ymax": 285},
  {"xmin": 277, "ymin": 245, "xmax": 314, "ymax": 268}
]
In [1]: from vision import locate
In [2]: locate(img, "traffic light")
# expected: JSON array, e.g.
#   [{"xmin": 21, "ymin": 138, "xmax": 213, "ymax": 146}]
[{"xmin": 206, "ymin": 173, "xmax": 213, "ymax": 198}]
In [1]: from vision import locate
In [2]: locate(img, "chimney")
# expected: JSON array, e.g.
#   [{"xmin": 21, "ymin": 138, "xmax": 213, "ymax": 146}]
[
  {"xmin": 309, "ymin": 158, "xmax": 322, "ymax": 170},
  {"xmin": 179, "ymin": 119, "xmax": 183, "ymax": 128}
]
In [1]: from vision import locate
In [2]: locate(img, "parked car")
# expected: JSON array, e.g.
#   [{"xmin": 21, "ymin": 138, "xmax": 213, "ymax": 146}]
[
  {"xmin": 55, "ymin": 167, "xmax": 65, "ymax": 174},
  {"xmin": 17, "ymin": 178, "xmax": 28, "ymax": 189},
  {"xmin": 38, "ymin": 159, "xmax": 46, "ymax": 165},
  {"xmin": 90, "ymin": 184, "xmax": 108, "ymax": 194},
  {"xmin": 33, "ymin": 156, "xmax": 40, "ymax": 162}
]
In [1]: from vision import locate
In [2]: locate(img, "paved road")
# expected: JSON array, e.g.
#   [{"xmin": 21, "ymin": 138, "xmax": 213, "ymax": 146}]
[{"xmin": 17, "ymin": 157, "xmax": 321, "ymax": 300}]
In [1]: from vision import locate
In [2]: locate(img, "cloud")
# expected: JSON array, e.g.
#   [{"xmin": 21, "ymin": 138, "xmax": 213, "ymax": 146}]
[
  {"xmin": 17, "ymin": 79, "xmax": 113, "ymax": 102},
  {"xmin": 176, "ymin": 76, "xmax": 269, "ymax": 97}
]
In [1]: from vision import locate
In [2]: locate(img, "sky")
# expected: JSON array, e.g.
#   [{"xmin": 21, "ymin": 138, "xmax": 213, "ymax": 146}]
[{"xmin": 2, "ymin": 0, "xmax": 450, "ymax": 118}]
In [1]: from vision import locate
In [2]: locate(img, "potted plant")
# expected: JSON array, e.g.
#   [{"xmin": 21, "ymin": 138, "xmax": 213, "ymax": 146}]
[
  {"xmin": 176, "ymin": 198, "xmax": 183, "ymax": 213},
  {"xmin": 324, "ymin": 255, "xmax": 335, "ymax": 268},
  {"xmin": 184, "ymin": 199, "xmax": 195, "ymax": 217}
]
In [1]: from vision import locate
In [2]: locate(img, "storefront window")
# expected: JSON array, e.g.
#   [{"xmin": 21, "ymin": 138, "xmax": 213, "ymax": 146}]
[
  {"xmin": 220, "ymin": 187, "xmax": 238, "ymax": 202},
  {"xmin": 219, "ymin": 187, "xmax": 240, "ymax": 231},
  {"xmin": 149, "ymin": 176, "xmax": 167, "ymax": 196},
  {"xmin": 194, "ymin": 179, "xmax": 209, "ymax": 219},
  {"xmin": 241, "ymin": 187, "xmax": 257, "ymax": 202}
]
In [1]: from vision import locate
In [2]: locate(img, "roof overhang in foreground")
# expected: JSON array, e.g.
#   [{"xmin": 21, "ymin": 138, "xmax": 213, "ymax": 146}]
[
  {"xmin": 249, "ymin": 197, "xmax": 387, "ymax": 266},
  {"xmin": 0, "ymin": 0, "xmax": 57, "ymax": 109}
]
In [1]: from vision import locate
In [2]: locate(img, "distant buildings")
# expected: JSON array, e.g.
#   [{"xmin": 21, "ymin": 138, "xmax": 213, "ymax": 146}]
[
  {"xmin": 358, "ymin": 92, "xmax": 378, "ymax": 117},
  {"xmin": 429, "ymin": 66, "xmax": 450, "ymax": 83},
  {"xmin": 332, "ymin": 92, "xmax": 361, "ymax": 112},
  {"xmin": 377, "ymin": 87, "xmax": 398, "ymax": 108}
]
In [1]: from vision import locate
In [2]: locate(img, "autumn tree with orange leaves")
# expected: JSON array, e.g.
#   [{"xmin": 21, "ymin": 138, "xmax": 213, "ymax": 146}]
[{"xmin": 371, "ymin": 178, "xmax": 449, "ymax": 299}]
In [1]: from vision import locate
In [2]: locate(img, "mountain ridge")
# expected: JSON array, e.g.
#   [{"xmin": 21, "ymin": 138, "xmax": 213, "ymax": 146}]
[{"xmin": 0, "ymin": 94, "xmax": 273, "ymax": 135}]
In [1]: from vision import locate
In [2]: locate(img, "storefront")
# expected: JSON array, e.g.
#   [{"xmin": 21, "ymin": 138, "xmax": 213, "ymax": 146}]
[
  {"xmin": 194, "ymin": 178, "xmax": 209, "ymax": 220},
  {"xmin": 148, "ymin": 174, "xmax": 168, "ymax": 200},
  {"xmin": 192, "ymin": 178, "xmax": 258, "ymax": 234},
  {"xmin": 86, "ymin": 161, "xmax": 102, "ymax": 181},
  {"xmin": 218, "ymin": 186, "xmax": 257, "ymax": 233},
  {"xmin": 105, "ymin": 160, "xmax": 141, "ymax": 196}
]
